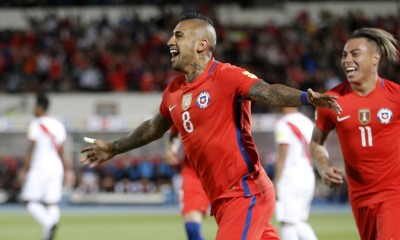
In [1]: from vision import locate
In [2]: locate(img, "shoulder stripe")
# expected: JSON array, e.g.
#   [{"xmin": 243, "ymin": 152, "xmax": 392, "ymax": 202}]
[{"xmin": 208, "ymin": 61, "xmax": 219, "ymax": 75}]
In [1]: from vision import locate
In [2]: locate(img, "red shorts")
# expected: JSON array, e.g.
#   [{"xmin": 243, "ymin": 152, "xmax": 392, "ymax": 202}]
[
  {"xmin": 180, "ymin": 161, "xmax": 209, "ymax": 215},
  {"xmin": 213, "ymin": 189, "xmax": 279, "ymax": 240},
  {"xmin": 352, "ymin": 194, "xmax": 400, "ymax": 240}
]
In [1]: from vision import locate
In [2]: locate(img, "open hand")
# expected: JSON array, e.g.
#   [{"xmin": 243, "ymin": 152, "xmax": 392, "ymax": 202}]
[
  {"xmin": 319, "ymin": 165, "xmax": 344, "ymax": 188},
  {"xmin": 80, "ymin": 138, "xmax": 115, "ymax": 168},
  {"xmin": 307, "ymin": 88, "xmax": 342, "ymax": 114}
]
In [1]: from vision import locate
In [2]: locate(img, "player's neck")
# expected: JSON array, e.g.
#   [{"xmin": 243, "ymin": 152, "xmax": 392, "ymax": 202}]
[
  {"xmin": 184, "ymin": 57, "xmax": 212, "ymax": 83},
  {"xmin": 350, "ymin": 75, "xmax": 379, "ymax": 96}
]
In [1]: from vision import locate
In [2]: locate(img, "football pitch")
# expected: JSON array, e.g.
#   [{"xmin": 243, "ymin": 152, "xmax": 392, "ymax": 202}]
[{"xmin": 0, "ymin": 205, "xmax": 359, "ymax": 240}]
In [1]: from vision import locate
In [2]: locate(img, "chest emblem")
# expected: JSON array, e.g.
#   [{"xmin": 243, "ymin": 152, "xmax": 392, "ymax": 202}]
[
  {"xmin": 358, "ymin": 109, "xmax": 371, "ymax": 125},
  {"xmin": 377, "ymin": 108, "xmax": 393, "ymax": 124},
  {"xmin": 182, "ymin": 93, "xmax": 192, "ymax": 111},
  {"xmin": 196, "ymin": 91, "xmax": 211, "ymax": 109}
]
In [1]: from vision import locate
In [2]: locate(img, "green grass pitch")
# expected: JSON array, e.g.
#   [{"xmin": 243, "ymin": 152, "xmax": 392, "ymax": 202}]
[{"xmin": 0, "ymin": 209, "xmax": 359, "ymax": 240}]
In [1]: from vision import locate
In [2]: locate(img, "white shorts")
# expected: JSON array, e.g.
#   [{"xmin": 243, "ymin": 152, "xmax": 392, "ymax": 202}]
[
  {"xmin": 275, "ymin": 183, "xmax": 314, "ymax": 223},
  {"xmin": 20, "ymin": 169, "xmax": 63, "ymax": 204}
]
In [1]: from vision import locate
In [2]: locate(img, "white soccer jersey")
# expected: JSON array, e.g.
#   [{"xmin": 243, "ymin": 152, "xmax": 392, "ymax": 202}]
[
  {"xmin": 28, "ymin": 116, "xmax": 66, "ymax": 172},
  {"xmin": 21, "ymin": 115, "xmax": 66, "ymax": 203},
  {"xmin": 274, "ymin": 112, "xmax": 315, "ymax": 223},
  {"xmin": 275, "ymin": 112, "xmax": 315, "ymax": 187}
]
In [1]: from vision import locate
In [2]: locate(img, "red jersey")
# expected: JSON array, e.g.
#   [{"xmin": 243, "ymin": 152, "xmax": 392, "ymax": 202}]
[
  {"xmin": 160, "ymin": 58, "xmax": 272, "ymax": 214},
  {"xmin": 315, "ymin": 78, "xmax": 400, "ymax": 207}
]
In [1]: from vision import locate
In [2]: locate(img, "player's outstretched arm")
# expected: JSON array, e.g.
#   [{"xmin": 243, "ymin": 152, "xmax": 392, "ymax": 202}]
[
  {"xmin": 248, "ymin": 80, "xmax": 342, "ymax": 114},
  {"xmin": 80, "ymin": 113, "xmax": 172, "ymax": 168},
  {"xmin": 310, "ymin": 127, "xmax": 344, "ymax": 187}
]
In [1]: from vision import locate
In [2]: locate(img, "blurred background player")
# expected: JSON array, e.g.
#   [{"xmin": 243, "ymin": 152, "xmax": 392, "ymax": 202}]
[
  {"xmin": 19, "ymin": 93, "xmax": 75, "ymax": 240},
  {"xmin": 273, "ymin": 107, "xmax": 317, "ymax": 240},
  {"xmin": 166, "ymin": 126, "xmax": 209, "ymax": 240},
  {"xmin": 311, "ymin": 27, "xmax": 400, "ymax": 239}
]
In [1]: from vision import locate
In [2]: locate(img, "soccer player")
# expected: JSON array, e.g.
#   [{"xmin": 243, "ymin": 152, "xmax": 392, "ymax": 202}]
[
  {"xmin": 19, "ymin": 93, "xmax": 75, "ymax": 240},
  {"xmin": 273, "ymin": 107, "xmax": 317, "ymax": 240},
  {"xmin": 80, "ymin": 12, "xmax": 341, "ymax": 239},
  {"xmin": 311, "ymin": 27, "xmax": 400, "ymax": 240},
  {"xmin": 166, "ymin": 126, "xmax": 209, "ymax": 240}
]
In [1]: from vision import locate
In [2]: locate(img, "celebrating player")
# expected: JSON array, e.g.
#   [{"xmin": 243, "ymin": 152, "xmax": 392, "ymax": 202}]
[
  {"xmin": 81, "ymin": 12, "xmax": 341, "ymax": 239},
  {"xmin": 166, "ymin": 126, "xmax": 209, "ymax": 240},
  {"xmin": 311, "ymin": 27, "xmax": 400, "ymax": 239}
]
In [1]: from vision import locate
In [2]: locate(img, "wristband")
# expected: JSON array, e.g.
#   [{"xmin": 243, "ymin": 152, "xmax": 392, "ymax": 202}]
[{"xmin": 300, "ymin": 92, "xmax": 311, "ymax": 105}]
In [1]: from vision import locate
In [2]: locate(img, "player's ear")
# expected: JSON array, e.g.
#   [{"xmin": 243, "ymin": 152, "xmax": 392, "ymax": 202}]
[
  {"xmin": 197, "ymin": 39, "xmax": 208, "ymax": 52},
  {"xmin": 372, "ymin": 52, "xmax": 381, "ymax": 66}
]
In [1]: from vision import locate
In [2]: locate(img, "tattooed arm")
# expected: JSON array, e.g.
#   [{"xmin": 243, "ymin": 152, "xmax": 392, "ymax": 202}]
[
  {"xmin": 80, "ymin": 113, "xmax": 172, "ymax": 167},
  {"xmin": 248, "ymin": 80, "xmax": 342, "ymax": 113}
]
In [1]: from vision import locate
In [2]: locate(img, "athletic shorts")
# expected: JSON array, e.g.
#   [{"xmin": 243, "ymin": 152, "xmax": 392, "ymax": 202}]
[
  {"xmin": 213, "ymin": 189, "xmax": 279, "ymax": 240},
  {"xmin": 20, "ymin": 168, "xmax": 63, "ymax": 204},
  {"xmin": 275, "ymin": 182, "xmax": 314, "ymax": 223},
  {"xmin": 180, "ymin": 162, "xmax": 209, "ymax": 215},
  {"xmin": 352, "ymin": 194, "xmax": 400, "ymax": 240}
]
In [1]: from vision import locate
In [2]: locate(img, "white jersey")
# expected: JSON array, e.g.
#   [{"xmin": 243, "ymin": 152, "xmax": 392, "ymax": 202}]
[
  {"xmin": 28, "ymin": 116, "xmax": 66, "ymax": 173},
  {"xmin": 274, "ymin": 111, "xmax": 316, "ymax": 223},
  {"xmin": 21, "ymin": 115, "xmax": 66, "ymax": 203},
  {"xmin": 275, "ymin": 112, "xmax": 315, "ymax": 189}
]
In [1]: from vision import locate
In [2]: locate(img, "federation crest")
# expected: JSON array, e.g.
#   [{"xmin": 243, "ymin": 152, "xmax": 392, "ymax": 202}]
[
  {"xmin": 182, "ymin": 93, "xmax": 192, "ymax": 111},
  {"xmin": 358, "ymin": 109, "xmax": 371, "ymax": 125},
  {"xmin": 196, "ymin": 91, "xmax": 211, "ymax": 109},
  {"xmin": 377, "ymin": 108, "xmax": 393, "ymax": 124}
]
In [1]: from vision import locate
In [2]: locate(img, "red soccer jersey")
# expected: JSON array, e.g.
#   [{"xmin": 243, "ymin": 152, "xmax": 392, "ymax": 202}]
[
  {"xmin": 160, "ymin": 58, "xmax": 272, "ymax": 214},
  {"xmin": 316, "ymin": 78, "xmax": 400, "ymax": 207}
]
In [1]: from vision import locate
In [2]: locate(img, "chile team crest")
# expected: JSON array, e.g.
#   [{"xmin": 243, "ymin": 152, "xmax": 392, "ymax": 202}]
[
  {"xmin": 196, "ymin": 91, "xmax": 211, "ymax": 109},
  {"xmin": 377, "ymin": 108, "xmax": 393, "ymax": 124}
]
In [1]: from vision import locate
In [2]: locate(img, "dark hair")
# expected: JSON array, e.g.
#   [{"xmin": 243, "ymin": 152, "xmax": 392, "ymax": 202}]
[
  {"xmin": 350, "ymin": 28, "xmax": 398, "ymax": 66},
  {"xmin": 36, "ymin": 93, "xmax": 49, "ymax": 111},
  {"xmin": 179, "ymin": 12, "xmax": 214, "ymax": 27}
]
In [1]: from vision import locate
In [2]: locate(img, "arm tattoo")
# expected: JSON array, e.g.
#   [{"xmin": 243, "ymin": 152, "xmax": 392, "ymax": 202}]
[
  {"xmin": 110, "ymin": 113, "xmax": 172, "ymax": 155},
  {"xmin": 248, "ymin": 80, "xmax": 303, "ymax": 107}
]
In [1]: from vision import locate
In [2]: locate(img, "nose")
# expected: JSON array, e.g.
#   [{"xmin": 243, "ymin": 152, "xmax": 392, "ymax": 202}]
[
  {"xmin": 167, "ymin": 36, "xmax": 175, "ymax": 47},
  {"xmin": 342, "ymin": 53, "xmax": 352, "ymax": 63}
]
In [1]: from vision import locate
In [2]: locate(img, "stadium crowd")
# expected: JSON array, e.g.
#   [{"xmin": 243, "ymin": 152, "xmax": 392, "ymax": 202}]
[
  {"xmin": 0, "ymin": 7, "xmax": 399, "ymax": 99},
  {"xmin": 0, "ymin": 6, "xmax": 398, "ymax": 204}
]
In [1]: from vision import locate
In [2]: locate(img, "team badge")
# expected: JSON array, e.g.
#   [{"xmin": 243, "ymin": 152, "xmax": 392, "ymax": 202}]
[
  {"xmin": 377, "ymin": 108, "xmax": 393, "ymax": 124},
  {"xmin": 358, "ymin": 109, "xmax": 371, "ymax": 125},
  {"xmin": 182, "ymin": 93, "xmax": 192, "ymax": 111},
  {"xmin": 196, "ymin": 91, "xmax": 211, "ymax": 109}
]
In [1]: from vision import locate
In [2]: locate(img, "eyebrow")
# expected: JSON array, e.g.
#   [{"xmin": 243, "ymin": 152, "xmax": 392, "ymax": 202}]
[{"xmin": 343, "ymin": 48, "xmax": 362, "ymax": 54}]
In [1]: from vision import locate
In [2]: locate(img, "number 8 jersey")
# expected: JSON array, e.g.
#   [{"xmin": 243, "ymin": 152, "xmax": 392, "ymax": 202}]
[{"xmin": 159, "ymin": 58, "xmax": 273, "ymax": 215}]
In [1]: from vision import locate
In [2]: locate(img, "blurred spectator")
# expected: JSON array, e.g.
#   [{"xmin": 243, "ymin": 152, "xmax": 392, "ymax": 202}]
[{"xmin": 0, "ymin": 7, "xmax": 396, "ymax": 101}]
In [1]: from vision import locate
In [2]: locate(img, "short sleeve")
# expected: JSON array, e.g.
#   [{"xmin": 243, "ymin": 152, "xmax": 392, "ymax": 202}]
[
  {"xmin": 219, "ymin": 65, "xmax": 261, "ymax": 97},
  {"xmin": 315, "ymin": 107, "xmax": 335, "ymax": 131},
  {"xmin": 159, "ymin": 98, "xmax": 172, "ymax": 121},
  {"xmin": 275, "ymin": 120, "xmax": 292, "ymax": 144},
  {"xmin": 27, "ymin": 121, "xmax": 40, "ymax": 141}
]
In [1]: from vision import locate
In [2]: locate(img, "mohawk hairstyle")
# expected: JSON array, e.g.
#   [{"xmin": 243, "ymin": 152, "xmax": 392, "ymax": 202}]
[{"xmin": 179, "ymin": 12, "xmax": 214, "ymax": 27}]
